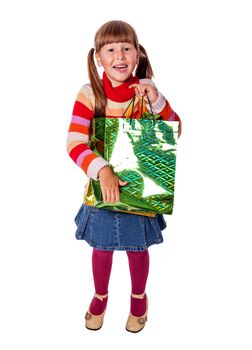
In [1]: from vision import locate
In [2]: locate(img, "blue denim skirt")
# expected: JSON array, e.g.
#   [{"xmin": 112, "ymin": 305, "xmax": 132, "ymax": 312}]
[{"xmin": 74, "ymin": 204, "xmax": 167, "ymax": 251}]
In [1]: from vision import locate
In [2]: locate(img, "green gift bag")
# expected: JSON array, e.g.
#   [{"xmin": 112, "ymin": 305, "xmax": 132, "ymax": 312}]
[{"xmin": 84, "ymin": 96, "xmax": 179, "ymax": 215}]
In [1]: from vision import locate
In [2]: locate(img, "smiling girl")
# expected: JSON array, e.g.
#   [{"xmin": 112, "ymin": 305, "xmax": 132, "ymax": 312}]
[{"xmin": 67, "ymin": 20, "xmax": 181, "ymax": 333}]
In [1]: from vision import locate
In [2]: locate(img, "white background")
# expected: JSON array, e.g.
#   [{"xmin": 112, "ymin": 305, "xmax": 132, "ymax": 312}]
[{"xmin": 0, "ymin": 0, "xmax": 252, "ymax": 349}]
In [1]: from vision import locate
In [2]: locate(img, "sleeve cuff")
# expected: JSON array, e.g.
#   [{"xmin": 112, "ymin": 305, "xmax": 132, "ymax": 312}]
[
  {"xmin": 86, "ymin": 157, "xmax": 109, "ymax": 181},
  {"xmin": 148, "ymin": 91, "xmax": 167, "ymax": 114}
]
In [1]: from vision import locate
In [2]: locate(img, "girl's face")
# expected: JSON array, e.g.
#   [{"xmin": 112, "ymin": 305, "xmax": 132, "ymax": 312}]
[{"xmin": 95, "ymin": 42, "xmax": 139, "ymax": 87}]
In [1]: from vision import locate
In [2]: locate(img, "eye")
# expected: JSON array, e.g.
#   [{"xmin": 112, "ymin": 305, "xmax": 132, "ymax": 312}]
[
  {"xmin": 107, "ymin": 48, "xmax": 114, "ymax": 52},
  {"xmin": 124, "ymin": 47, "xmax": 131, "ymax": 51}
]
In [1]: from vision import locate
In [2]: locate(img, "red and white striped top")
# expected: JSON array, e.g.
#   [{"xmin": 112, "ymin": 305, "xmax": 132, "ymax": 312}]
[{"xmin": 67, "ymin": 72, "xmax": 180, "ymax": 180}]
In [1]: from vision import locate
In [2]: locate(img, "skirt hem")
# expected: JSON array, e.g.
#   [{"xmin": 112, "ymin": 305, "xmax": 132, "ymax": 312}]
[{"xmin": 76, "ymin": 235, "xmax": 164, "ymax": 252}]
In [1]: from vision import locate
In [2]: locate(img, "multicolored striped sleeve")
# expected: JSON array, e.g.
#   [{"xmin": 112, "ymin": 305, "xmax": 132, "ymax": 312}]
[
  {"xmin": 66, "ymin": 85, "xmax": 109, "ymax": 180},
  {"xmin": 157, "ymin": 98, "xmax": 182, "ymax": 137}
]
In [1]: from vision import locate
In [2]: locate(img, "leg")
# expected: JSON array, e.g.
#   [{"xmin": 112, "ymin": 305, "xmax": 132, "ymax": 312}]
[
  {"xmin": 89, "ymin": 248, "xmax": 114, "ymax": 315},
  {"xmin": 126, "ymin": 249, "xmax": 149, "ymax": 317}
]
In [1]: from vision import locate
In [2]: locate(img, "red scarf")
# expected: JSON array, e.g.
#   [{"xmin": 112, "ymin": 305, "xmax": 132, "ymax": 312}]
[{"xmin": 102, "ymin": 71, "xmax": 139, "ymax": 102}]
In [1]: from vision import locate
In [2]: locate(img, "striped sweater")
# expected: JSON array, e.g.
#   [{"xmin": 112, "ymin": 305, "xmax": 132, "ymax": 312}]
[{"xmin": 67, "ymin": 72, "xmax": 180, "ymax": 180}]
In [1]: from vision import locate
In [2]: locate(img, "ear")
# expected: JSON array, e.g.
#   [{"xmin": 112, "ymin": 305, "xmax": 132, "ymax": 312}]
[{"xmin": 95, "ymin": 52, "xmax": 102, "ymax": 67}]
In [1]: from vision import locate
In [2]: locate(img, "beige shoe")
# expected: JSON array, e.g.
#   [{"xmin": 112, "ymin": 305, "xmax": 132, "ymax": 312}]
[
  {"xmin": 85, "ymin": 293, "xmax": 108, "ymax": 331},
  {"xmin": 126, "ymin": 293, "xmax": 148, "ymax": 333}
]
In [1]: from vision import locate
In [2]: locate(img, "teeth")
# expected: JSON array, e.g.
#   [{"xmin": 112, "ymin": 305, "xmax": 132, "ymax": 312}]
[{"xmin": 113, "ymin": 65, "xmax": 127, "ymax": 69}]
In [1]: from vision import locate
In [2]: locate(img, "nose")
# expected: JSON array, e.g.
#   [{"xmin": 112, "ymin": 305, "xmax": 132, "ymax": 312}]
[{"xmin": 116, "ymin": 48, "xmax": 125, "ymax": 60}]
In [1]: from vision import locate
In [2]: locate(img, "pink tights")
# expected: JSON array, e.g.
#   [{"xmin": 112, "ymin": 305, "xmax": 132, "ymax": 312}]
[{"xmin": 89, "ymin": 248, "xmax": 149, "ymax": 317}]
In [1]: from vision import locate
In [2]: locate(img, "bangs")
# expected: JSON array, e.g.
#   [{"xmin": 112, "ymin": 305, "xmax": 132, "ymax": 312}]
[{"xmin": 95, "ymin": 20, "xmax": 139, "ymax": 51}]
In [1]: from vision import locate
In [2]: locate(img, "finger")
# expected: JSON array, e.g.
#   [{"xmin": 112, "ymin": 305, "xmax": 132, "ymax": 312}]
[
  {"xmin": 102, "ymin": 189, "xmax": 107, "ymax": 203},
  {"xmin": 129, "ymin": 83, "xmax": 147, "ymax": 90},
  {"xmin": 129, "ymin": 84, "xmax": 138, "ymax": 89},
  {"xmin": 129, "ymin": 84, "xmax": 144, "ymax": 96},
  {"xmin": 106, "ymin": 190, "xmax": 111, "ymax": 203},
  {"xmin": 114, "ymin": 188, "xmax": 120, "ymax": 203},
  {"xmin": 136, "ymin": 89, "xmax": 145, "ymax": 96},
  {"xmin": 119, "ymin": 179, "xmax": 128, "ymax": 186},
  {"xmin": 110, "ymin": 189, "xmax": 116, "ymax": 203},
  {"xmin": 103, "ymin": 188, "xmax": 111, "ymax": 203},
  {"xmin": 132, "ymin": 84, "xmax": 150, "ymax": 93}
]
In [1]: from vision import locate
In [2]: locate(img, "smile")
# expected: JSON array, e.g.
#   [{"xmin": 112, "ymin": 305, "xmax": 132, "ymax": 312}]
[{"xmin": 113, "ymin": 65, "xmax": 128, "ymax": 70}]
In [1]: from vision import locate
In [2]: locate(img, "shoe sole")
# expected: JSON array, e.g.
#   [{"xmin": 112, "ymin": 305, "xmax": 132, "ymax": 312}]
[
  {"xmin": 85, "ymin": 323, "xmax": 103, "ymax": 331},
  {"xmin": 125, "ymin": 325, "xmax": 145, "ymax": 333}
]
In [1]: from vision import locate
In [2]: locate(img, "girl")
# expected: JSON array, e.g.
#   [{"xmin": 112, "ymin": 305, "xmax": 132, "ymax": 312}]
[{"xmin": 67, "ymin": 20, "xmax": 181, "ymax": 333}]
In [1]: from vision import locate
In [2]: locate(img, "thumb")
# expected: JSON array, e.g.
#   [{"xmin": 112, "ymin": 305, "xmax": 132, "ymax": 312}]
[{"xmin": 118, "ymin": 179, "xmax": 128, "ymax": 186}]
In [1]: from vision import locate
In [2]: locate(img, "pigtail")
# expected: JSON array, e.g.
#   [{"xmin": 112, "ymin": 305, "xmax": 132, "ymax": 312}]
[
  {"xmin": 135, "ymin": 44, "xmax": 154, "ymax": 79},
  {"xmin": 87, "ymin": 48, "xmax": 107, "ymax": 117}
]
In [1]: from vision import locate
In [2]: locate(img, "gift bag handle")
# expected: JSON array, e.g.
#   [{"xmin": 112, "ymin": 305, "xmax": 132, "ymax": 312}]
[
  {"xmin": 122, "ymin": 95, "xmax": 135, "ymax": 121},
  {"xmin": 140, "ymin": 95, "xmax": 156, "ymax": 123},
  {"xmin": 122, "ymin": 95, "xmax": 156, "ymax": 125}
]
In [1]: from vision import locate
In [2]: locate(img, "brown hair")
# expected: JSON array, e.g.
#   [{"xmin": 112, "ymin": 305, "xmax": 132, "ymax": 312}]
[{"xmin": 87, "ymin": 20, "xmax": 154, "ymax": 116}]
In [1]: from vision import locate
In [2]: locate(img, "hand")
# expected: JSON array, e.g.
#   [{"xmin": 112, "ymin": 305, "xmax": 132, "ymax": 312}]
[
  {"xmin": 129, "ymin": 83, "xmax": 158, "ymax": 104},
  {"xmin": 98, "ymin": 166, "xmax": 128, "ymax": 203}
]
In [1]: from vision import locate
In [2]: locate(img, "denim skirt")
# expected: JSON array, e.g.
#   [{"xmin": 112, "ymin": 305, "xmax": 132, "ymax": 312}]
[{"xmin": 74, "ymin": 204, "xmax": 167, "ymax": 251}]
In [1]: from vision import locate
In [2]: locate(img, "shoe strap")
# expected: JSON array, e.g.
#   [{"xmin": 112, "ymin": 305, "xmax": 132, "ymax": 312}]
[
  {"xmin": 95, "ymin": 293, "xmax": 108, "ymax": 301},
  {"xmin": 131, "ymin": 292, "xmax": 146, "ymax": 299}
]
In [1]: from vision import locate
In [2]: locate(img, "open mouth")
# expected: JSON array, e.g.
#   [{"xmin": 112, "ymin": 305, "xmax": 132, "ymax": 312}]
[{"xmin": 113, "ymin": 64, "xmax": 128, "ymax": 70}]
